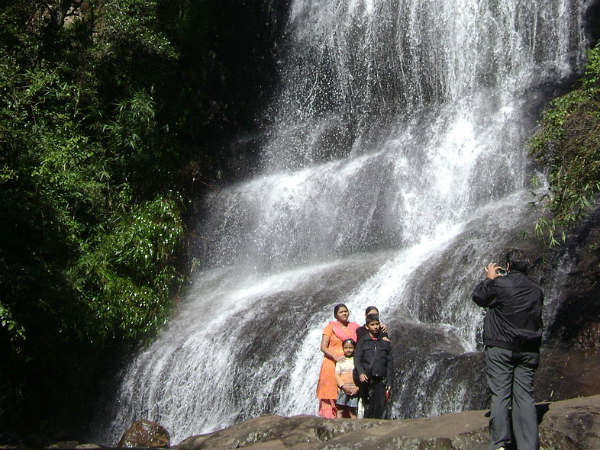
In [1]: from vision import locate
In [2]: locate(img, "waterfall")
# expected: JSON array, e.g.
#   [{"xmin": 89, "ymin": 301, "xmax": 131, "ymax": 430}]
[{"xmin": 97, "ymin": 0, "xmax": 591, "ymax": 445}]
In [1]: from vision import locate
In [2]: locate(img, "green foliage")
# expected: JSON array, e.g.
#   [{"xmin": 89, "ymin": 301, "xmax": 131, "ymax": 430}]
[
  {"xmin": 106, "ymin": 90, "xmax": 157, "ymax": 151},
  {"xmin": 0, "ymin": 0, "xmax": 187, "ymax": 433},
  {"xmin": 0, "ymin": 0, "xmax": 278, "ymax": 436},
  {"xmin": 71, "ymin": 194, "xmax": 183, "ymax": 342},
  {"xmin": 99, "ymin": 0, "xmax": 177, "ymax": 59},
  {"xmin": 583, "ymin": 42, "xmax": 600, "ymax": 88},
  {"xmin": 530, "ymin": 43, "xmax": 600, "ymax": 246},
  {"xmin": 0, "ymin": 303, "xmax": 25, "ymax": 343}
]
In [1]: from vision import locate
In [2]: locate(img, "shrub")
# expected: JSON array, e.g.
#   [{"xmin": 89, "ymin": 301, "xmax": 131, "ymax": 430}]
[{"xmin": 530, "ymin": 43, "xmax": 600, "ymax": 245}]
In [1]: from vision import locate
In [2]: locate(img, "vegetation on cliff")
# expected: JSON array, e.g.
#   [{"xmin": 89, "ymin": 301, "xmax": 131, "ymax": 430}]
[
  {"xmin": 0, "ymin": 0, "xmax": 278, "ymax": 434},
  {"xmin": 530, "ymin": 43, "xmax": 600, "ymax": 245}
]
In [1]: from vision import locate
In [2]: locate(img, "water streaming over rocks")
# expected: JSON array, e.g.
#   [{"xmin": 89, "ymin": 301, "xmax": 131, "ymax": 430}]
[{"xmin": 97, "ymin": 0, "xmax": 593, "ymax": 445}]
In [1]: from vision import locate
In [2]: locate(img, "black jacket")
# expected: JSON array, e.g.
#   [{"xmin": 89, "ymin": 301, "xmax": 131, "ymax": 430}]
[
  {"xmin": 354, "ymin": 335, "xmax": 393, "ymax": 382},
  {"xmin": 472, "ymin": 271, "xmax": 544, "ymax": 352}
]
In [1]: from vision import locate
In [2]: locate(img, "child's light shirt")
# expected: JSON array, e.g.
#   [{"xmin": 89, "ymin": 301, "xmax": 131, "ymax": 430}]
[{"xmin": 335, "ymin": 356, "xmax": 357, "ymax": 388}]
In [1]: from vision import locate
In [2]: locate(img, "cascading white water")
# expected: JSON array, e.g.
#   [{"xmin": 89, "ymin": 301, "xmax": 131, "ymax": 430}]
[{"xmin": 98, "ymin": 0, "xmax": 591, "ymax": 445}]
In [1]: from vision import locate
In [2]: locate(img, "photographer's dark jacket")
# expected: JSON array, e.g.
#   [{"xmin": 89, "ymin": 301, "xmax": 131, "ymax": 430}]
[
  {"xmin": 472, "ymin": 271, "xmax": 544, "ymax": 352},
  {"xmin": 354, "ymin": 335, "xmax": 393, "ymax": 382}
]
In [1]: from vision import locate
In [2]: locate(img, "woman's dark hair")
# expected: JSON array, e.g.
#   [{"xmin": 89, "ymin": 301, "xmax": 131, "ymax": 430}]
[
  {"xmin": 342, "ymin": 338, "xmax": 356, "ymax": 347},
  {"xmin": 333, "ymin": 303, "xmax": 348, "ymax": 318},
  {"xmin": 365, "ymin": 305, "xmax": 378, "ymax": 315}
]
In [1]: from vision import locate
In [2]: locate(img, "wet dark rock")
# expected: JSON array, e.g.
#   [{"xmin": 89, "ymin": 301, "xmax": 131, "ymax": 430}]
[
  {"xmin": 174, "ymin": 394, "xmax": 600, "ymax": 450},
  {"xmin": 394, "ymin": 350, "xmax": 488, "ymax": 418},
  {"xmin": 535, "ymin": 203, "xmax": 600, "ymax": 402},
  {"xmin": 117, "ymin": 419, "xmax": 170, "ymax": 448},
  {"xmin": 546, "ymin": 204, "xmax": 600, "ymax": 351},
  {"xmin": 535, "ymin": 343, "xmax": 600, "ymax": 403},
  {"xmin": 389, "ymin": 321, "xmax": 468, "ymax": 355}
]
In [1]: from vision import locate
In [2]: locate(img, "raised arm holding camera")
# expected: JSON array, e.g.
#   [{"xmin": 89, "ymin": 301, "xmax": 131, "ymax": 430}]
[{"xmin": 472, "ymin": 248, "xmax": 544, "ymax": 450}]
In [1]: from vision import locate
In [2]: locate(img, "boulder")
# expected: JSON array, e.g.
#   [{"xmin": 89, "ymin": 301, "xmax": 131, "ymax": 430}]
[
  {"xmin": 117, "ymin": 419, "xmax": 170, "ymax": 448},
  {"xmin": 176, "ymin": 415, "xmax": 388, "ymax": 450},
  {"xmin": 175, "ymin": 395, "xmax": 600, "ymax": 450}
]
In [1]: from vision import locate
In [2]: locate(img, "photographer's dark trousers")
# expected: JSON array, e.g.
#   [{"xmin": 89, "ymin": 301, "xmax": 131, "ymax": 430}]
[
  {"xmin": 361, "ymin": 376, "xmax": 386, "ymax": 419},
  {"xmin": 486, "ymin": 346, "xmax": 540, "ymax": 450}
]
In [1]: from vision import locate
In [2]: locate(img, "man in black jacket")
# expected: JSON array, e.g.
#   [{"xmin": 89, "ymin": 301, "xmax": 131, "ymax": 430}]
[
  {"xmin": 354, "ymin": 314, "xmax": 393, "ymax": 419},
  {"xmin": 472, "ymin": 249, "xmax": 543, "ymax": 450}
]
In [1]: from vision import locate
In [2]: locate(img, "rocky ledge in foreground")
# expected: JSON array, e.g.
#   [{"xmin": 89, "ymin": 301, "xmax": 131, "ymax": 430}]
[{"xmin": 176, "ymin": 395, "xmax": 600, "ymax": 450}]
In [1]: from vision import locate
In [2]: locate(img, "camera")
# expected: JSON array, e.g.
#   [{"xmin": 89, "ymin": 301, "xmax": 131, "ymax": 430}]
[{"xmin": 496, "ymin": 267, "xmax": 508, "ymax": 276}]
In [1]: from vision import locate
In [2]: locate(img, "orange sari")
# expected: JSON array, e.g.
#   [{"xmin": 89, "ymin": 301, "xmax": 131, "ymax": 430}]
[{"xmin": 316, "ymin": 320, "xmax": 359, "ymax": 418}]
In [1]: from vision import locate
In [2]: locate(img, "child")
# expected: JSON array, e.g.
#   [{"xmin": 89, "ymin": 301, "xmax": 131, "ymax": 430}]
[
  {"xmin": 356, "ymin": 306, "xmax": 391, "ymax": 342},
  {"xmin": 354, "ymin": 314, "xmax": 393, "ymax": 419},
  {"xmin": 334, "ymin": 338, "xmax": 360, "ymax": 418}
]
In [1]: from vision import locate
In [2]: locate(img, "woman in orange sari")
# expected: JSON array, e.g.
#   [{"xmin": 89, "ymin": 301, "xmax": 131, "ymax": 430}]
[{"xmin": 316, "ymin": 303, "xmax": 360, "ymax": 418}]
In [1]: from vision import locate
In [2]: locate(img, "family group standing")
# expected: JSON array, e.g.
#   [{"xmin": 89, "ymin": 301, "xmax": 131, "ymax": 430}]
[
  {"xmin": 313, "ymin": 247, "xmax": 543, "ymax": 450},
  {"xmin": 316, "ymin": 304, "xmax": 393, "ymax": 419}
]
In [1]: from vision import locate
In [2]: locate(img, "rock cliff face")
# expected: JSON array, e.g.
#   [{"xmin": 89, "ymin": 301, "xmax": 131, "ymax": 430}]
[
  {"xmin": 547, "ymin": 204, "xmax": 600, "ymax": 351},
  {"xmin": 535, "ymin": 204, "xmax": 600, "ymax": 403},
  {"xmin": 175, "ymin": 395, "xmax": 600, "ymax": 450}
]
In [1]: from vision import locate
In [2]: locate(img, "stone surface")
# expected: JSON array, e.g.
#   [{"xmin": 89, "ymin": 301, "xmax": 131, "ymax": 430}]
[
  {"xmin": 534, "ymin": 203, "xmax": 600, "ymax": 403},
  {"xmin": 117, "ymin": 419, "xmax": 170, "ymax": 448},
  {"xmin": 176, "ymin": 395, "xmax": 600, "ymax": 450},
  {"xmin": 46, "ymin": 442, "xmax": 85, "ymax": 449},
  {"xmin": 547, "ymin": 203, "xmax": 600, "ymax": 353}
]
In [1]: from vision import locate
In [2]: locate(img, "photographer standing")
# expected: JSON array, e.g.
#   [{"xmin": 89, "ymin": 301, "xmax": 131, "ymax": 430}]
[{"xmin": 472, "ymin": 249, "xmax": 544, "ymax": 450}]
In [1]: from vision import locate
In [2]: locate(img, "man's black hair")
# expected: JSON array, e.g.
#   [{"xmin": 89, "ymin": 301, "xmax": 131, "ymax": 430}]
[
  {"xmin": 506, "ymin": 248, "xmax": 533, "ymax": 274},
  {"xmin": 365, "ymin": 313, "xmax": 380, "ymax": 324}
]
